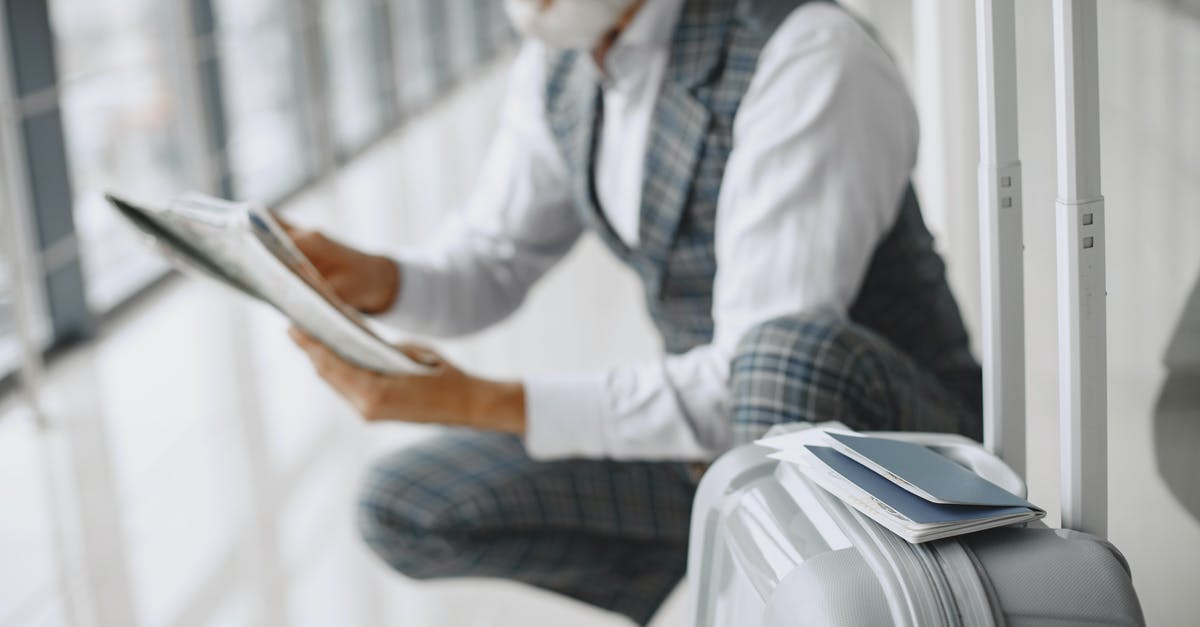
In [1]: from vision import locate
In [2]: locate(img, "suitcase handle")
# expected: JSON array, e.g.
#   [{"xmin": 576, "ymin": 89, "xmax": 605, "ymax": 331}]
[{"xmin": 976, "ymin": 0, "xmax": 1107, "ymax": 537}]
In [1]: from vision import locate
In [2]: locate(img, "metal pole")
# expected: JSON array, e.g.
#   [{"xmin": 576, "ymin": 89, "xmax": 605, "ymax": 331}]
[
  {"xmin": 293, "ymin": 0, "xmax": 337, "ymax": 177},
  {"xmin": 0, "ymin": 1, "xmax": 50, "ymax": 425},
  {"xmin": 1052, "ymin": 0, "xmax": 1107, "ymax": 537},
  {"xmin": 975, "ymin": 0, "xmax": 1026, "ymax": 478},
  {"xmin": 164, "ymin": 0, "xmax": 220, "ymax": 194}
]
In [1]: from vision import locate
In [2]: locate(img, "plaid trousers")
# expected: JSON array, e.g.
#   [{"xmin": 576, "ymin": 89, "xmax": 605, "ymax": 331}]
[{"xmin": 356, "ymin": 310, "xmax": 982, "ymax": 625}]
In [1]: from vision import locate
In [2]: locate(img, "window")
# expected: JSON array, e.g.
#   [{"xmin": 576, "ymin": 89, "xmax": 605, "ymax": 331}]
[
  {"xmin": 393, "ymin": 0, "xmax": 447, "ymax": 111},
  {"xmin": 0, "ymin": 263, "xmax": 15, "ymax": 376},
  {"xmin": 213, "ymin": 0, "xmax": 314, "ymax": 202},
  {"xmin": 1, "ymin": 0, "xmax": 515, "ymax": 384},
  {"xmin": 320, "ymin": 0, "xmax": 394, "ymax": 154},
  {"xmin": 442, "ymin": 0, "xmax": 479, "ymax": 81},
  {"xmin": 476, "ymin": 0, "xmax": 518, "ymax": 62},
  {"xmin": 2, "ymin": 1, "xmax": 522, "ymax": 624},
  {"xmin": 49, "ymin": 0, "xmax": 188, "ymax": 311}
]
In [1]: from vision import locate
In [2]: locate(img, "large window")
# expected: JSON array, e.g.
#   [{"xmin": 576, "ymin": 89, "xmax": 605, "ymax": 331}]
[
  {"xmin": 1, "ymin": 1, "xmax": 518, "ymax": 624},
  {"xmin": 0, "ymin": 262, "xmax": 15, "ymax": 376},
  {"xmin": 443, "ymin": 0, "xmax": 511, "ymax": 80},
  {"xmin": 320, "ymin": 0, "xmax": 394, "ymax": 154},
  {"xmin": 50, "ymin": 0, "xmax": 189, "ymax": 311},
  {"xmin": 0, "ymin": 0, "xmax": 516, "ymax": 388},
  {"xmin": 213, "ymin": 0, "xmax": 315, "ymax": 202},
  {"xmin": 393, "ymin": 0, "xmax": 448, "ymax": 111},
  {"xmin": 476, "ymin": 0, "xmax": 518, "ymax": 63},
  {"xmin": 1, "ymin": 0, "xmax": 515, "ymax": 380}
]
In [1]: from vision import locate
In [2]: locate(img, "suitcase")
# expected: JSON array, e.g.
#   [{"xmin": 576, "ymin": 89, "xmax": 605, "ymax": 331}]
[
  {"xmin": 685, "ymin": 1, "xmax": 1146, "ymax": 625},
  {"xmin": 687, "ymin": 424, "xmax": 1142, "ymax": 626}
]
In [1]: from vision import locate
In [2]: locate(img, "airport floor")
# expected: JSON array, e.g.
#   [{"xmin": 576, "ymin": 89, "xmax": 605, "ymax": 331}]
[{"xmin": 0, "ymin": 274, "xmax": 688, "ymax": 627}]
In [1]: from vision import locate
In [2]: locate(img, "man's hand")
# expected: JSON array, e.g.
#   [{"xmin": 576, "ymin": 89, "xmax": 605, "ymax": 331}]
[
  {"xmin": 288, "ymin": 328, "xmax": 526, "ymax": 434},
  {"xmin": 276, "ymin": 217, "xmax": 400, "ymax": 314}
]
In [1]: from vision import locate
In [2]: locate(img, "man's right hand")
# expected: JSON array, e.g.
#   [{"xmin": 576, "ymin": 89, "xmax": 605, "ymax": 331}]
[{"xmin": 277, "ymin": 217, "xmax": 400, "ymax": 314}]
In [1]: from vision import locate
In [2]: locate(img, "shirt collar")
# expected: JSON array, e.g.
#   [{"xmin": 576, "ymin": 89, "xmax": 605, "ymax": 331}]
[{"xmin": 589, "ymin": 0, "xmax": 684, "ymax": 92}]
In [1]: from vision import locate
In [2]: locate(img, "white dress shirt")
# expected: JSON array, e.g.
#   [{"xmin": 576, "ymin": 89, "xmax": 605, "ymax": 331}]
[{"xmin": 380, "ymin": 2, "xmax": 920, "ymax": 461}]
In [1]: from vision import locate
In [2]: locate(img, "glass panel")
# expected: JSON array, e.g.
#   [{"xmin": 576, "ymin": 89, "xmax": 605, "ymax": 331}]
[
  {"xmin": 446, "ymin": 0, "xmax": 509, "ymax": 77},
  {"xmin": 213, "ymin": 0, "xmax": 314, "ymax": 202},
  {"xmin": 394, "ymin": 0, "xmax": 446, "ymax": 110},
  {"xmin": 49, "ymin": 0, "xmax": 187, "ymax": 311},
  {"xmin": 320, "ymin": 0, "xmax": 392, "ymax": 153},
  {"xmin": 478, "ymin": 0, "xmax": 518, "ymax": 59},
  {"xmin": 0, "ymin": 260, "xmax": 16, "ymax": 376},
  {"xmin": 442, "ymin": 0, "xmax": 480, "ymax": 80}
]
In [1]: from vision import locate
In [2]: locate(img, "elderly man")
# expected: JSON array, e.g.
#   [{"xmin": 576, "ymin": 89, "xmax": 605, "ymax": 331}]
[{"xmin": 288, "ymin": 0, "xmax": 982, "ymax": 623}]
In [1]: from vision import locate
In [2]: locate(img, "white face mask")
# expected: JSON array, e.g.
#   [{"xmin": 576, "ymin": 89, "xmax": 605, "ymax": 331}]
[{"xmin": 504, "ymin": 0, "xmax": 638, "ymax": 50}]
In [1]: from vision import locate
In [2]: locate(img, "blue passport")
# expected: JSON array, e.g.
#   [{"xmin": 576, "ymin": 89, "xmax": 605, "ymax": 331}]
[
  {"xmin": 805, "ymin": 445, "xmax": 1038, "ymax": 526},
  {"xmin": 825, "ymin": 432, "xmax": 1038, "ymax": 509}
]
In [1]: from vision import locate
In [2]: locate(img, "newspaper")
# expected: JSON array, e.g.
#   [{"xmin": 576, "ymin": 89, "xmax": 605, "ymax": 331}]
[{"xmin": 106, "ymin": 192, "xmax": 430, "ymax": 374}]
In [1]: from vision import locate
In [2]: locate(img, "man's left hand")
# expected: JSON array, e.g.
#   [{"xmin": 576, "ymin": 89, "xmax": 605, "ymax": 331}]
[{"xmin": 288, "ymin": 328, "xmax": 526, "ymax": 435}]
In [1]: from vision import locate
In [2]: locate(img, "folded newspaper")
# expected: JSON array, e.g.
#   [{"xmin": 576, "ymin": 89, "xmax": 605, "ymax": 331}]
[
  {"xmin": 758, "ymin": 427, "xmax": 1044, "ymax": 543},
  {"xmin": 105, "ymin": 192, "xmax": 430, "ymax": 374}
]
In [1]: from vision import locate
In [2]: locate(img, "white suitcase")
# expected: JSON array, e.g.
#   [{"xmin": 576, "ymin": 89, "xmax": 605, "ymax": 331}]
[
  {"xmin": 687, "ymin": 422, "xmax": 1142, "ymax": 626},
  {"xmin": 686, "ymin": 1, "xmax": 1146, "ymax": 625}
]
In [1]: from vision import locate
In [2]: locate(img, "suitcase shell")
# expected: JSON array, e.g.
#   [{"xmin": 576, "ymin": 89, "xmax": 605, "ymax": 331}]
[{"xmin": 687, "ymin": 423, "xmax": 1144, "ymax": 626}]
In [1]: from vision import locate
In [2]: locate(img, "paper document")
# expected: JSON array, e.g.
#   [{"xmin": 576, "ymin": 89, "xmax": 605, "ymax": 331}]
[
  {"xmin": 106, "ymin": 192, "xmax": 430, "ymax": 375},
  {"xmin": 759, "ymin": 427, "xmax": 1044, "ymax": 543}
]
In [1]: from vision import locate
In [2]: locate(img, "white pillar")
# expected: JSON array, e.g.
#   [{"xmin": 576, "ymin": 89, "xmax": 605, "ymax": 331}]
[{"xmin": 1052, "ymin": 0, "xmax": 1107, "ymax": 537}]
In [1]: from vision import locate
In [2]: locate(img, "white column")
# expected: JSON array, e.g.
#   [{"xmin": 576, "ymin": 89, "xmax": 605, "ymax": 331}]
[
  {"xmin": 1052, "ymin": 0, "xmax": 1107, "ymax": 537},
  {"xmin": 975, "ymin": 0, "xmax": 1026, "ymax": 477}
]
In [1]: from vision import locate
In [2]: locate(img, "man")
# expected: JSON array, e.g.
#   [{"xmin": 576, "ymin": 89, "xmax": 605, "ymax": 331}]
[{"xmin": 288, "ymin": 0, "xmax": 982, "ymax": 623}]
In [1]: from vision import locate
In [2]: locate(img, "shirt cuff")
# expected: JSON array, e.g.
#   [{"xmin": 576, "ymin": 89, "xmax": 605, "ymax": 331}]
[
  {"xmin": 523, "ymin": 372, "xmax": 608, "ymax": 460},
  {"xmin": 375, "ymin": 254, "xmax": 439, "ymax": 332}
]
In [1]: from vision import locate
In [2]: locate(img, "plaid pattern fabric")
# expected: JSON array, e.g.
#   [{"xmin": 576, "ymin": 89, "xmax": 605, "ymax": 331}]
[
  {"xmin": 730, "ymin": 309, "xmax": 984, "ymax": 444},
  {"xmin": 356, "ymin": 0, "xmax": 984, "ymax": 622},
  {"xmin": 357, "ymin": 431, "xmax": 695, "ymax": 625},
  {"xmin": 546, "ymin": 0, "xmax": 775, "ymax": 353},
  {"xmin": 546, "ymin": 1, "xmax": 982, "ymax": 412}
]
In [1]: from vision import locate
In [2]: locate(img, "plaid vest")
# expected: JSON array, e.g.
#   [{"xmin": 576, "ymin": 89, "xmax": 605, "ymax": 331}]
[{"xmin": 544, "ymin": 0, "xmax": 980, "ymax": 402}]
